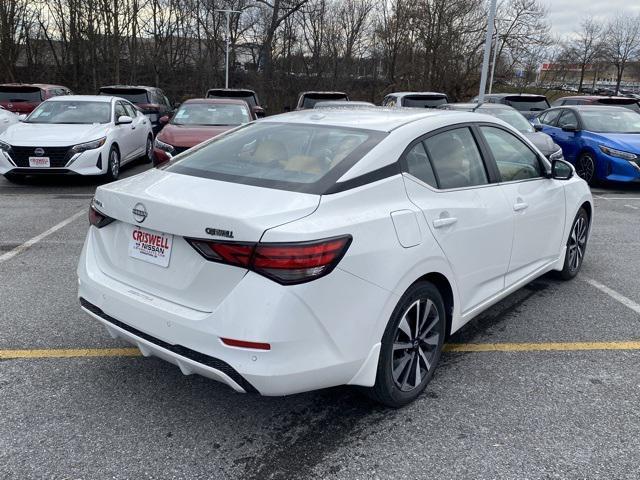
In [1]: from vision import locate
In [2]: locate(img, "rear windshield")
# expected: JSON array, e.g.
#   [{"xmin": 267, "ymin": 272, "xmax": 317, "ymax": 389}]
[
  {"xmin": 100, "ymin": 88, "xmax": 149, "ymax": 104},
  {"xmin": 171, "ymin": 103, "xmax": 250, "ymax": 126},
  {"xmin": 164, "ymin": 122, "xmax": 386, "ymax": 193},
  {"xmin": 581, "ymin": 110, "xmax": 640, "ymax": 133},
  {"xmin": 207, "ymin": 91, "xmax": 257, "ymax": 108},
  {"xmin": 0, "ymin": 87, "xmax": 43, "ymax": 102},
  {"xmin": 302, "ymin": 94, "xmax": 348, "ymax": 109},
  {"xmin": 596, "ymin": 98, "xmax": 640, "ymax": 113},
  {"xmin": 402, "ymin": 95, "xmax": 448, "ymax": 108},
  {"xmin": 505, "ymin": 96, "xmax": 550, "ymax": 112},
  {"xmin": 27, "ymin": 101, "xmax": 111, "ymax": 124}
]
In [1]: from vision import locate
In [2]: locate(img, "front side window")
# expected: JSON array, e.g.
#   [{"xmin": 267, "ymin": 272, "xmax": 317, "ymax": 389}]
[
  {"xmin": 557, "ymin": 110, "xmax": 578, "ymax": 129},
  {"xmin": 165, "ymin": 122, "xmax": 386, "ymax": 193},
  {"xmin": 405, "ymin": 142, "xmax": 437, "ymax": 187},
  {"xmin": 538, "ymin": 109, "xmax": 562, "ymax": 126},
  {"xmin": 423, "ymin": 127, "xmax": 488, "ymax": 189},
  {"xmin": 123, "ymin": 102, "xmax": 137, "ymax": 118},
  {"xmin": 26, "ymin": 100, "xmax": 111, "ymax": 124},
  {"xmin": 480, "ymin": 126, "xmax": 542, "ymax": 182},
  {"xmin": 171, "ymin": 103, "xmax": 250, "ymax": 126},
  {"xmin": 114, "ymin": 102, "xmax": 127, "ymax": 120}
]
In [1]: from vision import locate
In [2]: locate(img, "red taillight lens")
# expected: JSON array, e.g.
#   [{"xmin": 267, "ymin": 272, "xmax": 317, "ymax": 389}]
[
  {"xmin": 88, "ymin": 205, "xmax": 114, "ymax": 228},
  {"xmin": 186, "ymin": 235, "xmax": 352, "ymax": 285}
]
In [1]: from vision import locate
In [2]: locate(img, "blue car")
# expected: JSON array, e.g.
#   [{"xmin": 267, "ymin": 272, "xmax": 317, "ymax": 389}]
[{"xmin": 536, "ymin": 105, "xmax": 640, "ymax": 185}]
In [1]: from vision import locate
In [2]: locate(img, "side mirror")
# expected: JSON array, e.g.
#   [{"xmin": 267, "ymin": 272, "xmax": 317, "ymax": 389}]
[
  {"xmin": 561, "ymin": 124, "xmax": 578, "ymax": 132},
  {"xmin": 159, "ymin": 115, "xmax": 169, "ymax": 125},
  {"xmin": 551, "ymin": 159, "xmax": 574, "ymax": 180},
  {"xmin": 116, "ymin": 115, "xmax": 133, "ymax": 125},
  {"xmin": 283, "ymin": 105, "xmax": 291, "ymax": 113},
  {"xmin": 18, "ymin": 114, "xmax": 27, "ymax": 121},
  {"xmin": 252, "ymin": 106, "xmax": 266, "ymax": 118},
  {"xmin": 533, "ymin": 123, "xmax": 543, "ymax": 132}
]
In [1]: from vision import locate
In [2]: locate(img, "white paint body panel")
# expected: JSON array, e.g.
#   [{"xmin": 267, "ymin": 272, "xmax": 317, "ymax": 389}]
[{"xmin": 77, "ymin": 109, "xmax": 592, "ymax": 396}]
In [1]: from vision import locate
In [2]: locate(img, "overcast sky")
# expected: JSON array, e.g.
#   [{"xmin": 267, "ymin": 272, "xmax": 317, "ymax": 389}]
[{"xmin": 541, "ymin": 0, "xmax": 640, "ymax": 37}]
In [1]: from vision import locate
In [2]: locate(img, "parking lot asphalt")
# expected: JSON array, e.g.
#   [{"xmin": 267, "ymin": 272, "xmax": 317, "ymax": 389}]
[{"xmin": 1, "ymin": 167, "xmax": 639, "ymax": 480}]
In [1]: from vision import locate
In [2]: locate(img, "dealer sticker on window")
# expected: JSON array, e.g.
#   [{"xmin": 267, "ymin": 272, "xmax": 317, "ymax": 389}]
[{"xmin": 128, "ymin": 226, "xmax": 173, "ymax": 268}]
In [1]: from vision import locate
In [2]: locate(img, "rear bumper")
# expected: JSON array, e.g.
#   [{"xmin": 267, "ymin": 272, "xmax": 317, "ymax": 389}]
[{"xmin": 77, "ymin": 230, "xmax": 392, "ymax": 396}]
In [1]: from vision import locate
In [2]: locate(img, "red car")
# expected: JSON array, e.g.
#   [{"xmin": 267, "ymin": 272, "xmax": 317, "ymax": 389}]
[
  {"xmin": 552, "ymin": 95, "xmax": 640, "ymax": 112},
  {"xmin": 0, "ymin": 83, "xmax": 72, "ymax": 114},
  {"xmin": 153, "ymin": 98, "xmax": 256, "ymax": 166}
]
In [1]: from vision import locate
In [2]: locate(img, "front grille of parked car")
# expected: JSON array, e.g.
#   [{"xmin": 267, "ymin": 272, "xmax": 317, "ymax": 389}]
[
  {"xmin": 79, "ymin": 297, "xmax": 259, "ymax": 394},
  {"xmin": 173, "ymin": 146, "xmax": 190, "ymax": 155},
  {"xmin": 9, "ymin": 146, "xmax": 72, "ymax": 168}
]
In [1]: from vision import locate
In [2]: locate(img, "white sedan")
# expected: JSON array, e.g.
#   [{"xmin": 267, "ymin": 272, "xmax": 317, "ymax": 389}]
[
  {"xmin": 0, "ymin": 106, "xmax": 19, "ymax": 134},
  {"xmin": 78, "ymin": 108, "xmax": 592, "ymax": 406},
  {"xmin": 0, "ymin": 95, "xmax": 153, "ymax": 182}
]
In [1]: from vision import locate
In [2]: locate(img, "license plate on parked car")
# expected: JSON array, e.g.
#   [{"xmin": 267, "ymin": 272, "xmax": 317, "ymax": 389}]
[
  {"xmin": 28, "ymin": 157, "xmax": 50, "ymax": 167},
  {"xmin": 128, "ymin": 226, "xmax": 173, "ymax": 268}
]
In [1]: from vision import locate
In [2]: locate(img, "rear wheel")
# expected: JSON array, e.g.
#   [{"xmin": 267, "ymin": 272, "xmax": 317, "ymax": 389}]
[
  {"xmin": 557, "ymin": 208, "xmax": 589, "ymax": 280},
  {"xmin": 103, "ymin": 145, "xmax": 120, "ymax": 182},
  {"xmin": 575, "ymin": 152, "xmax": 597, "ymax": 186},
  {"xmin": 367, "ymin": 281, "xmax": 445, "ymax": 407}
]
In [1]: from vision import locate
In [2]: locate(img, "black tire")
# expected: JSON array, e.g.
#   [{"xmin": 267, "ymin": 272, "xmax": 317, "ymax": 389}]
[
  {"xmin": 4, "ymin": 173, "xmax": 27, "ymax": 184},
  {"xmin": 575, "ymin": 152, "xmax": 597, "ymax": 186},
  {"xmin": 103, "ymin": 144, "xmax": 120, "ymax": 182},
  {"xmin": 556, "ymin": 208, "xmax": 589, "ymax": 280},
  {"xmin": 143, "ymin": 134, "xmax": 154, "ymax": 164},
  {"xmin": 366, "ymin": 281, "xmax": 446, "ymax": 407}
]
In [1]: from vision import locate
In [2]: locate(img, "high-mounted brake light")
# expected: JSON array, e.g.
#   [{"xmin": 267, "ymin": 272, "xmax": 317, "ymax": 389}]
[
  {"xmin": 88, "ymin": 205, "xmax": 115, "ymax": 228},
  {"xmin": 186, "ymin": 235, "xmax": 352, "ymax": 285}
]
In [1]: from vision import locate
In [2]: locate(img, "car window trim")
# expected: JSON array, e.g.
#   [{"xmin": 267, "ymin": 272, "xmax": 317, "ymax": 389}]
[
  {"xmin": 475, "ymin": 122, "xmax": 549, "ymax": 182},
  {"xmin": 398, "ymin": 122, "xmax": 500, "ymax": 192}
]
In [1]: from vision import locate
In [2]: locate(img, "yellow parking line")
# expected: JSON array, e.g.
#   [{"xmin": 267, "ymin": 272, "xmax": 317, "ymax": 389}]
[
  {"xmin": 444, "ymin": 341, "xmax": 640, "ymax": 352},
  {"xmin": 0, "ymin": 348, "xmax": 141, "ymax": 359},
  {"xmin": 2, "ymin": 342, "xmax": 640, "ymax": 360}
]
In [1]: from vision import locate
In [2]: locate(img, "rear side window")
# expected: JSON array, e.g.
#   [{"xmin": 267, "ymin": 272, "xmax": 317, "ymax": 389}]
[
  {"xmin": 165, "ymin": 122, "xmax": 386, "ymax": 193},
  {"xmin": 423, "ymin": 128, "xmax": 488, "ymax": 189},
  {"xmin": 405, "ymin": 142, "xmax": 437, "ymax": 187},
  {"xmin": 480, "ymin": 126, "xmax": 542, "ymax": 181}
]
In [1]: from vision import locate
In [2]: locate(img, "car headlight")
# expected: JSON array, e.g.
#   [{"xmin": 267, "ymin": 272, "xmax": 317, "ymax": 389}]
[
  {"xmin": 549, "ymin": 148, "xmax": 564, "ymax": 161},
  {"xmin": 71, "ymin": 137, "xmax": 106, "ymax": 154},
  {"xmin": 154, "ymin": 138, "xmax": 174, "ymax": 154},
  {"xmin": 599, "ymin": 145, "xmax": 638, "ymax": 161},
  {"xmin": 0, "ymin": 140, "xmax": 12, "ymax": 153}
]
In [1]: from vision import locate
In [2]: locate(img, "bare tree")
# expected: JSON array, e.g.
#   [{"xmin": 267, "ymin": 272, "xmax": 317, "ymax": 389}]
[
  {"xmin": 604, "ymin": 13, "xmax": 640, "ymax": 94},
  {"xmin": 568, "ymin": 17, "xmax": 603, "ymax": 92}
]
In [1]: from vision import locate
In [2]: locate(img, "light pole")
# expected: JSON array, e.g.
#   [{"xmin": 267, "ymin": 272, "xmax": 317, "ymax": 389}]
[
  {"xmin": 216, "ymin": 8, "xmax": 241, "ymax": 89},
  {"xmin": 477, "ymin": 0, "xmax": 497, "ymax": 103},
  {"xmin": 488, "ymin": 29, "xmax": 501, "ymax": 94}
]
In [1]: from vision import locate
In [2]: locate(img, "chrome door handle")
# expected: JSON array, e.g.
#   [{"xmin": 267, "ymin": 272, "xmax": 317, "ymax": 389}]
[
  {"xmin": 433, "ymin": 217, "xmax": 457, "ymax": 228},
  {"xmin": 513, "ymin": 202, "xmax": 529, "ymax": 212}
]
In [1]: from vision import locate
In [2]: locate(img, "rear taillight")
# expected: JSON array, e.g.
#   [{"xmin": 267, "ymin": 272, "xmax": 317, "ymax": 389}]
[
  {"xmin": 186, "ymin": 235, "xmax": 352, "ymax": 285},
  {"xmin": 88, "ymin": 205, "xmax": 115, "ymax": 228}
]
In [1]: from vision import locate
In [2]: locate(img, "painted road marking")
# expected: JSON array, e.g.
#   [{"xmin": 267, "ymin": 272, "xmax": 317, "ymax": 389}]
[
  {"xmin": 0, "ymin": 209, "xmax": 85, "ymax": 265},
  {"xmin": 444, "ymin": 341, "xmax": 640, "ymax": 352},
  {"xmin": 3, "ymin": 342, "xmax": 640, "ymax": 360},
  {"xmin": 594, "ymin": 196, "xmax": 640, "ymax": 201},
  {"xmin": 0, "ymin": 348, "xmax": 140, "ymax": 359},
  {"xmin": 584, "ymin": 277, "xmax": 640, "ymax": 316}
]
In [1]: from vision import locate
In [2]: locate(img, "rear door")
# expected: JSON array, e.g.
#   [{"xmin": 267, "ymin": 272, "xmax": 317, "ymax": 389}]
[
  {"xmin": 402, "ymin": 125, "xmax": 514, "ymax": 315},
  {"xmin": 478, "ymin": 125, "xmax": 566, "ymax": 286}
]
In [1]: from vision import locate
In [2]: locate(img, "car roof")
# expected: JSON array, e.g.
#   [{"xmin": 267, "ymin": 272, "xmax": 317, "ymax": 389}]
[
  {"xmin": 183, "ymin": 98, "xmax": 250, "ymax": 106},
  {"xmin": 314, "ymin": 101, "xmax": 374, "ymax": 107},
  {"xmin": 557, "ymin": 95, "xmax": 638, "ymax": 101},
  {"xmin": 299, "ymin": 91, "xmax": 348, "ymax": 96},
  {"xmin": 486, "ymin": 93, "xmax": 547, "ymax": 98},
  {"xmin": 48, "ymin": 95, "xmax": 113, "ymax": 103},
  {"xmin": 261, "ymin": 107, "xmax": 485, "ymax": 132},
  {"xmin": 546, "ymin": 105, "xmax": 631, "ymax": 113},
  {"xmin": 100, "ymin": 85, "xmax": 157, "ymax": 91},
  {"xmin": 444, "ymin": 102, "xmax": 512, "ymax": 110},
  {"xmin": 388, "ymin": 92, "xmax": 448, "ymax": 98},
  {"xmin": 0, "ymin": 83, "xmax": 67, "ymax": 89},
  {"xmin": 206, "ymin": 88, "xmax": 256, "ymax": 94}
]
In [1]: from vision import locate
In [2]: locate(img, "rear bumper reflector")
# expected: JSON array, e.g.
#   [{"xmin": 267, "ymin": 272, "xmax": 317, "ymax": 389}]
[
  {"xmin": 79, "ymin": 297, "xmax": 258, "ymax": 393},
  {"xmin": 221, "ymin": 338, "xmax": 271, "ymax": 350}
]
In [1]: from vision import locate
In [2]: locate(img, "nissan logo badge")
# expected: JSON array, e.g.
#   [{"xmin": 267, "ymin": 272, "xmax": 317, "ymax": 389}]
[
  {"xmin": 34, "ymin": 147, "xmax": 45, "ymax": 156},
  {"xmin": 132, "ymin": 203, "xmax": 147, "ymax": 223}
]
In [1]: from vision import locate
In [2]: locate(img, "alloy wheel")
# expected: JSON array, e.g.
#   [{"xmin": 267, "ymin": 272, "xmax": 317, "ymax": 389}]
[
  {"xmin": 146, "ymin": 137, "xmax": 153, "ymax": 161},
  {"xmin": 576, "ymin": 155, "xmax": 594, "ymax": 184},
  {"xmin": 110, "ymin": 149, "xmax": 120, "ymax": 178},
  {"xmin": 392, "ymin": 298, "xmax": 441, "ymax": 392},
  {"xmin": 567, "ymin": 215, "xmax": 588, "ymax": 272}
]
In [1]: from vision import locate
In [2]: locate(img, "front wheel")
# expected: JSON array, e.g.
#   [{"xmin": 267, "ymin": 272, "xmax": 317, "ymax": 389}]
[
  {"xmin": 103, "ymin": 145, "xmax": 120, "ymax": 182},
  {"xmin": 576, "ymin": 153, "xmax": 597, "ymax": 186},
  {"xmin": 557, "ymin": 208, "xmax": 589, "ymax": 280},
  {"xmin": 366, "ymin": 281, "xmax": 446, "ymax": 407},
  {"xmin": 143, "ymin": 135, "xmax": 153, "ymax": 163}
]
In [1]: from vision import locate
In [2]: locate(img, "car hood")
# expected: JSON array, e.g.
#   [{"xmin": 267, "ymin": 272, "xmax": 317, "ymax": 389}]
[
  {"xmin": 157, "ymin": 124, "xmax": 235, "ymax": 148},
  {"xmin": 0, "ymin": 122, "xmax": 109, "ymax": 146},
  {"xmin": 597, "ymin": 133, "xmax": 640, "ymax": 153},
  {"xmin": 521, "ymin": 131, "xmax": 558, "ymax": 156}
]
